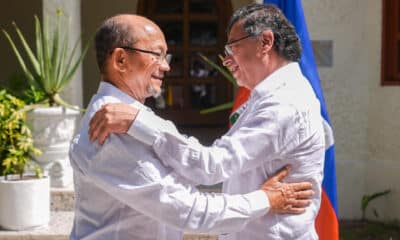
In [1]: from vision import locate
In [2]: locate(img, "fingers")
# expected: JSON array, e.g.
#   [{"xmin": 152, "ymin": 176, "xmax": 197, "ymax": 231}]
[
  {"xmin": 291, "ymin": 199, "xmax": 311, "ymax": 208},
  {"xmin": 89, "ymin": 108, "xmax": 108, "ymax": 143},
  {"xmin": 279, "ymin": 198, "xmax": 311, "ymax": 214},
  {"xmin": 283, "ymin": 184, "xmax": 314, "ymax": 202},
  {"xmin": 91, "ymin": 117, "xmax": 108, "ymax": 145},
  {"xmin": 88, "ymin": 103, "xmax": 139, "ymax": 145},
  {"xmin": 290, "ymin": 182, "xmax": 313, "ymax": 191},
  {"xmin": 279, "ymin": 207, "xmax": 306, "ymax": 215},
  {"xmin": 273, "ymin": 198, "xmax": 311, "ymax": 215},
  {"xmin": 89, "ymin": 104, "xmax": 113, "ymax": 144},
  {"xmin": 89, "ymin": 111, "xmax": 102, "ymax": 142},
  {"xmin": 98, "ymin": 127, "xmax": 109, "ymax": 145},
  {"xmin": 277, "ymin": 187, "xmax": 314, "ymax": 215},
  {"xmin": 295, "ymin": 189, "xmax": 314, "ymax": 199},
  {"xmin": 269, "ymin": 164, "xmax": 291, "ymax": 182}
]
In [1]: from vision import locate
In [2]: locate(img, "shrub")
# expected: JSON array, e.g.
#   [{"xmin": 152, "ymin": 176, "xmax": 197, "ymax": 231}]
[{"xmin": 0, "ymin": 89, "xmax": 41, "ymax": 179}]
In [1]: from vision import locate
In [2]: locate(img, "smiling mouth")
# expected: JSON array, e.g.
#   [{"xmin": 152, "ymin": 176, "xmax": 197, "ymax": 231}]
[{"xmin": 151, "ymin": 75, "xmax": 164, "ymax": 81}]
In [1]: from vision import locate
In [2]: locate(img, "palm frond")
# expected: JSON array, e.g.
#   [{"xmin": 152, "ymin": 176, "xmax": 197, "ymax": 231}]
[
  {"xmin": 197, "ymin": 53, "xmax": 237, "ymax": 114},
  {"xmin": 34, "ymin": 15, "xmax": 46, "ymax": 93},
  {"xmin": 200, "ymin": 102, "xmax": 234, "ymax": 114},
  {"xmin": 12, "ymin": 22, "xmax": 40, "ymax": 76},
  {"xmin": 3, "ymin": 9, "xmax": 92, "ymax": 107},
  {"xmin": 198, "ymin": 53, "xmax": 237, "ymax": 87},
  {"xmin": 1, "ymin": 29, "xmax": 36, "ymax": 85}
]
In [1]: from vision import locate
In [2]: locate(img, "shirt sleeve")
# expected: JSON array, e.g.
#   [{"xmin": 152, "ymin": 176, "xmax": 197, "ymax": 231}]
[
  {"xmin": 80, "ymin": 134, "xmax": 270, "ymax": 234},
  {"xmin": 129, "ymin": 101, "xmax": 300, "ymax": 186},
  {"xmin": 128, "ymin": 108, "xmax": 180, "ymax": 146}
]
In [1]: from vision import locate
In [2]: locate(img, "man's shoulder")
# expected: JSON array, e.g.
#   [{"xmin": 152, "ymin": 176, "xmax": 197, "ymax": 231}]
[
  {"xmin": 251, "ymin": 94, "xmax": 300, "ymax": 119},
  {"xmin": 258, "ymin": 78, "xmax": 319, "ymax": 112},
  {"xmin": 86, "ymin": 95, "xmax": 124, "ymax": 116},
  {"xmin": 70, "ymin": 95, "xmax": 124, "ymax": 165},
  {"xmin": 249, "ymin": 88, "xmax": 321, "ymax": 133}
]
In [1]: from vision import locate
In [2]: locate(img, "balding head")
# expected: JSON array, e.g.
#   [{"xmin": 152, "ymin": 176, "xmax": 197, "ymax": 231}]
[{"xmin": 95, "ymin": 14, "xmax": 162, "ymax": 74}]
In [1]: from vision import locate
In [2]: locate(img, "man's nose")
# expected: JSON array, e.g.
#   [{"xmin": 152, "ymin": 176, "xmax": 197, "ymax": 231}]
[{"xmin": 160, "ymin": 60, "xmax": 170, "ymax": 72}]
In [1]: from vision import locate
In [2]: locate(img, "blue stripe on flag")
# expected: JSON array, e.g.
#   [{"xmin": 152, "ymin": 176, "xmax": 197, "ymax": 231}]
[{"xmin": 264, "ymin": 0, "xmax": 338, "ymax": 214}]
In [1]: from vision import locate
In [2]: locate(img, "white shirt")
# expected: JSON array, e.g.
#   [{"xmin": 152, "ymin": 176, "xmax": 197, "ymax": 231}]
[
  {"xmin": 130, "ymin": 63, "xmax": 325, "ymax": 240},
  {"xmin": 69, "ymin": 82, "xmax": 270, "ymax": 240}
]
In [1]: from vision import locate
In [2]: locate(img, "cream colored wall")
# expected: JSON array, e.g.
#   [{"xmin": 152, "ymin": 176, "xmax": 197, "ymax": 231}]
[
  {"xmin": 303, "ymin": 0, "xmax": 369, "ymax": 219},
  {"xmin": 0, "ymin": 0, "xmax": 42, "ymax": 87},
  {"xmin": 304, "ymin": 0, "xmax": 399, "ymax": 220},
  {"xmin": 365, "ymin": 0, "xmax": 400, "ymax": 220},
  {"xmin": 81, "ymin": 0, "xmax": 138, "ymax": 105}
]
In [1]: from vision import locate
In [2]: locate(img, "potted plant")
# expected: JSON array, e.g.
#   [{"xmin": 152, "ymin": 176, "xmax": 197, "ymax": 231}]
[
  {"xmin": 0, "ymin": 89, "xmax": 49, "ymax": 230},
  {"xmin": 2, "ymin": 9, "xmax": 91, "ymax": 187}
]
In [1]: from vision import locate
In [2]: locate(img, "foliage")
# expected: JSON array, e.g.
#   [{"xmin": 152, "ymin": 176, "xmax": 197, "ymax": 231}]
[
  {"xmin": 340, "ymin": 219, "xmax": 400, "ymax": 240},
  {"xmin": 2, "ymin": 72, "xmax": 46, "ymax": 105},
  {"xmin": 361, "ymin": 189, "xmax": 391, "ymax": 221},
  {"xmin": 198, "ymin": 53, "xmax": 237, "ymax": 114},
  {"xmin": 1, "ymin": 9, "xmax": 91, "ymax": 110},
  {"xmin": 0, "ymin": 89, "xmax": 42, "ymax": 179}
]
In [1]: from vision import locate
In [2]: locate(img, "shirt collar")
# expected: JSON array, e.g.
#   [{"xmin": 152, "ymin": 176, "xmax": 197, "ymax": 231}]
[
  {"xmin": 97, "ymin": 81, "xmax": 149, "ymax": 111},
  {"xmin": 251, "ymin": 62, "xmax": 301, "ymax": 99}
]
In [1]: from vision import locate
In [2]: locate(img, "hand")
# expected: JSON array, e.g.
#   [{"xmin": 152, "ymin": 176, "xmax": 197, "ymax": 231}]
[
  {"xmin": 261, "ymin": 165, "xmax": 314, "ymax": 214},
  {"xmin": 89, "ymin": 103, "xmax": 139, "ymax": 145}
]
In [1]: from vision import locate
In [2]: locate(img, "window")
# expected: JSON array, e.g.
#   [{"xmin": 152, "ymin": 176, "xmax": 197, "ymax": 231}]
[
  {"xmin": 382, "ymin": 0, "xmax": 400, "ymax": 85},
  {"xmin": 138, "ymin": 0, "xmax": 233, "ymax": 125}
]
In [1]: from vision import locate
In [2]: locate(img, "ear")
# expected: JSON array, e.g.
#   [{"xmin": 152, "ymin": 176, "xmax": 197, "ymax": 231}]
[
  {"xmin": 111, "ymin": 48, "xmax": 128, "ymax": 73},
  {"xmin": 260, "ymin": 30, "xmax": 274, "ymax": 54}
]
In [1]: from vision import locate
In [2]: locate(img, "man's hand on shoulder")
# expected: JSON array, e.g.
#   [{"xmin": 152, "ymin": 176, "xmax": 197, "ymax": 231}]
[
  {"xmin": 89, "ymin": 103, "xmax": 139, "ymax": 145},
  {"xmin": 260, "ymin": 165, "xmax": 314, "ymax": 214}
]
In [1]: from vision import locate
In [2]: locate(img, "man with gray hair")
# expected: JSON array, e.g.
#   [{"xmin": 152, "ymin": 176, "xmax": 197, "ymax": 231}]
[
  {"xmin": 70, "ymin": 12, "xmax": 314, "ymax": 240},
  {"xmin": 89, "ymin": 3, "xmax": 325, "ymax": 239}
]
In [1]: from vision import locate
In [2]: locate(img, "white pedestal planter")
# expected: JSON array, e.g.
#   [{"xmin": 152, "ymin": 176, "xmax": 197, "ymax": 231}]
[
  {"xmin": 27, "ymin": 107, "xmax": 80, "ymax": 187},
  {"xmin": 0, "ymin": 176, "xmax": 50, "ymax": 230}
]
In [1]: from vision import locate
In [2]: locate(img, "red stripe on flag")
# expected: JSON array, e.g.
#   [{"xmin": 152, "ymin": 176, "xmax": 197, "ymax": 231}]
[
  {"xmin": 316, "ymin": 189, "xmax": 339, "ymax": 240},
  {"xmin": 231, "ymin": 87, "xmax": 250, "ymax": 115}
]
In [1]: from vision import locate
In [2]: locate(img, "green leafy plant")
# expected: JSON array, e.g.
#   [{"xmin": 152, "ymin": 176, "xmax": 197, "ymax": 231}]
[
  {"xmin": 2, "ymin": 72, "xmax": 46, "ymax": 105},
  {"xmin": 1, "ymin": 9, "xmax": 91, "ymax": 110},
  {"xmin": 198, "ymin": 53, "xmax": 237, "ymax": 114},
  {"xmin": 361, "ymin": 189, "xmax": 391, "ymax": 221},
  {"xmin": 0, "ymin": 89, "xmax": 42, "ymax": 179}
]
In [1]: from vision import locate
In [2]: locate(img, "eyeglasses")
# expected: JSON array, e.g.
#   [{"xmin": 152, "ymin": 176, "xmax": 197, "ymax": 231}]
[
  {"xmin": 119, "ymin": 46, "xmax": 172, "ymax": 64},
  {"xmin": 224, "ymin": 34, "xmax": 254, "ymax": 57}
]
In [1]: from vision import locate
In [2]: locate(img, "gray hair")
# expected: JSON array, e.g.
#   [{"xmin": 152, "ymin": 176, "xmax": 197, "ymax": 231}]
[
  {"xmin": 227, "ymin": 3, "xmax": 301, "ymax": 61},
  {"xmin": 95, "ymin": 16, "xmax": 138, "ymax": 73}
]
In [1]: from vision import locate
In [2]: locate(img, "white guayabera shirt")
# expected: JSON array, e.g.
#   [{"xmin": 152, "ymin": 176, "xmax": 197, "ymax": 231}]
[
  {"xmin": 69, "ymin": 82, "xmax": 270, "ymax": 240},
  {"xmin": 130, "ymin": 63, "xmax": 325, "ymax": 240}
]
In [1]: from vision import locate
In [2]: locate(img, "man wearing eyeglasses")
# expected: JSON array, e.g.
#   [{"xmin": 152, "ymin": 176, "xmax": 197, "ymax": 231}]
[
  {"xmin": 88, "ymin": 3, "xmax": 326, "ymax": 239},
  {"xmin": 69, "ymin": 13, "xmax": 314, "ymax": 240}
]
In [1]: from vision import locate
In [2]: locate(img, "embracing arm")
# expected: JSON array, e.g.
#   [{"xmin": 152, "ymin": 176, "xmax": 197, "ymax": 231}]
[
  {"xmin": 89, "ymin": 102, "xmax": 299, "ymax": 185},
  {"xmin": 72, "ymin": 136, "xmax": 312, "ymax": 234}
]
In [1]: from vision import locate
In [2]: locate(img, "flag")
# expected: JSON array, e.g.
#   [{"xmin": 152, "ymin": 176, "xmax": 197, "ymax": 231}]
[{"xmin": 230, "ymin": 1, "xmax": 338, "ymax": 239}]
